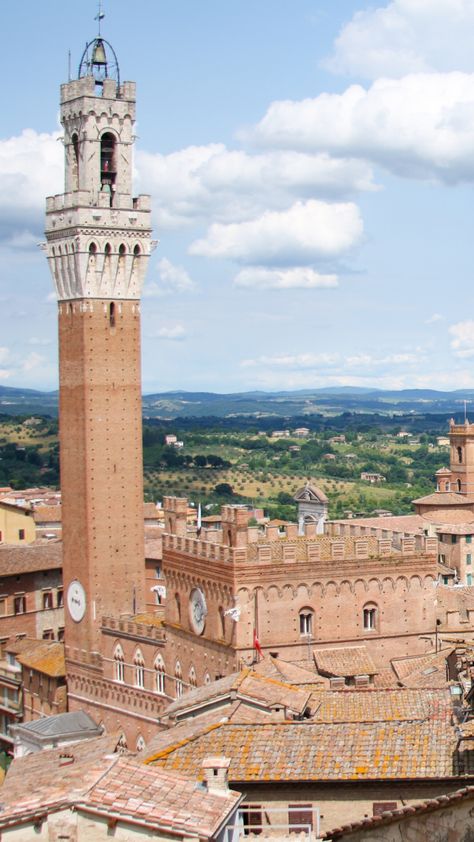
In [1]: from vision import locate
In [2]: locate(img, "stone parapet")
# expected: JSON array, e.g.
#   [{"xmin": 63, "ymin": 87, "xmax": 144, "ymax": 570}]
[
  {"xmin": 101, "ymin": 615, "xmax": 166, "ymax": 644},
  {"xmin": 163, "ymin": 531, "xmax": 437, "ymax": 566}
]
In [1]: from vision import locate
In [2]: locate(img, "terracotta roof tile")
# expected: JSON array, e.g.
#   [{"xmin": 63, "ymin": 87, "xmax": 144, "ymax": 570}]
[
  {"xmin": 17, "ymin": 641, "xmax": 65, "ymax": 677},
  {"xmin": 147, "ymin": 718, "xmax": 467, "ymax": 782},
  {"xmin": 314, "ymin": 646, "xmax": 377, "ymax": 678},
  {"xmin": 391, "ymin": 648, "xmax": 454, "ymax": 688},
  {"xmin": 0, "ymin": 542, "xmax": 62, "ymax": 575},
  {"xmin": 312, "ymin": 688, "xmax": 453, "ymax": 723},
  {"xmin": 32, "ymin": 505, "xmax": 62, "ymax": 523},
  {"xmin": 85, "ymin": 756, "xmax": 240, "ymax": 836}
]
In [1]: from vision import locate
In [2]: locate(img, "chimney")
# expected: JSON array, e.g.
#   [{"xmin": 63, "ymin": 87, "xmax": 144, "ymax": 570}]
[{"xmin": 201, "ymin": 756, "xmax": 231, "ymax": 793}]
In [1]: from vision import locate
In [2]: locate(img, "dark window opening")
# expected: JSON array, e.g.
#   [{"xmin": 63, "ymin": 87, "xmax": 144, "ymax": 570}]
[
  {"xmin": 109, "ymin": 301, "xmax": 115, "ymax": 328},
  {"xmin": 71, "ymin": 133, "xmax": 80, "ymax": 189},
  {"xmin": 288, "ymin": 805, "xmax": 313, "ymax": 833},
  {"xmin": 240, "ymin": 806, "xmax": 262, "ymax": 836},
  {"xmin": 14, "ymin": 596, "xmax": 26, "ymax": 615},
  {"xmin": 458, "ymin": 446, "xmax": 463, "ymax": 463}
]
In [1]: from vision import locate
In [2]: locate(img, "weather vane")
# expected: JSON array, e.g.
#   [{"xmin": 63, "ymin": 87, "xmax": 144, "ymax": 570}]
[{"xmin": 95, "ymin": 0, "xmax": 105, "ymax": 36}]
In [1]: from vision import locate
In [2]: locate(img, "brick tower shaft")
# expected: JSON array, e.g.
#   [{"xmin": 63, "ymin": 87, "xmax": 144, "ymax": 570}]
[{"xmin": 44, "ymin": 42, "xmax": 153, "ymax": 663}]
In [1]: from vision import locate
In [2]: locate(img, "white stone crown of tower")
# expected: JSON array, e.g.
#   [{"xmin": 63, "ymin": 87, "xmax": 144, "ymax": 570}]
[{"xmin": 45, "ymin": 55, "xmax": 153, "ymax": 301}]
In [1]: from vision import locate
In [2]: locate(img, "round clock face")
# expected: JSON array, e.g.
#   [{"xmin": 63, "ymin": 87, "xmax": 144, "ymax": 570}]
[
  {"xmin": 67, "ymin": 580, "xmax": 86, "ymax": 623},
  {"xmin": 189, "ymin": 588, "xmax": 207, "ymax": 635}
]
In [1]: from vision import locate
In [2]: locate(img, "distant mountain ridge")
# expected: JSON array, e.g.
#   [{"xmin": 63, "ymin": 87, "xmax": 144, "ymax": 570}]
[{"xmin": 1, "ymin": 383, "xmax": 474, "ymax": 419}]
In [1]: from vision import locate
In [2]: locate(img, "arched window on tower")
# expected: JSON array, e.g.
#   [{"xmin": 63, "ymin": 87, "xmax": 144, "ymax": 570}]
[
  {"xmin": 175, "ymin": 660, "xmax": 183, "ymax": 698},
  {"xmin": 458, "ymin": 479, "xmax": 462, "ymax": 492},
  {"xmin": 204, "ymin": 671, "xmax": 211, "ymax": 685},
  {"xmin": 189, "ymin": 666, "xmax": 197, "ymax": 688},
  {"xmin": 109, "ymin": 301, "xmax": 115, "ymax": 328},
  {"xmin": 113, "ymin": 644, "xmax": 124, "ymax": 683},
  {"xmin": 71, "ymin": 132, "xmax": 80, "ymax": 190},
  {"xmin": 100, "ymin": 132, "xmax": 116, "ymax": 203},
  {"xmin": 299, "ymin": 608, "xmax": 313, "ymax": 637},
  {"xmin": 363, "ymin": 603, "xmax": 378, "ymax": 632},
  {"xmin": 154, "ymin": 654, "xmax": 166, "ymax": 696},
  {"xmin": 458, "ymin": 446, "xmax": 463, "ymax": 464},
  {"xmin": 134, "ymin": 649, "xmax": 145, "ymax": 689},
  {"xmin": 136, "ymin": 735, "xmax": 146, "ymax": 752}
]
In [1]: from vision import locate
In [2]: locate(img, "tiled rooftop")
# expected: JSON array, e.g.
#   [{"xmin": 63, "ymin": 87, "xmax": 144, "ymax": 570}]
[
  {"xmin": 314, "ymin": 646, "xmax": 377, "ymax": 678},
  {"xmin": 163, "ymin": 668, "xmax": 311, "ymax": 719},
  {"xmin": 18, "ymin": 641, "xmax": 65, "ymax": 677},
  {"xmin": 0, "ymin": 542, "xmax": 62, "ymax": 575},
  {"xmin": 32, "ymin": 505, "xmax": 61, "ymax": 523},
  {"xmin": 1, "ymin": 734, "xmax": 119, "ymax": 821},
  {"xmin": 391, "ymin": 648, "xmax": 454, "ymax": 688},
  {"xmin": 85, "ymin": 756, "xmax": 240, "ymax": 836},
  {"xmin": 1, "ymin": 735, "xmax": 240, "ymax": 837},
  {"xmin": 147, "ymin": 718, "xmax": 470, "ymax": 782},
  {"xmin": 413, "ymin": 492, "xmax": 474, "ymax": 506},
  {"xmin": 311, "ymin": 688, "xmax": 453, "ymax": 723},
  {"xmin": 254, "ymin": 655, "xmax": 326, "ymax": 688}
]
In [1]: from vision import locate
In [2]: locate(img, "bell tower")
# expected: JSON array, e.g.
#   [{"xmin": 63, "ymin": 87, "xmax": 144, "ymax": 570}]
[{"xmin": 44, "ymin": 36, "xmax": 153, "ymax": 662}]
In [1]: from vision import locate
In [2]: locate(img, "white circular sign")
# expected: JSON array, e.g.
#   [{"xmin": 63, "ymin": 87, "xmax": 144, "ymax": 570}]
[
  {"xmin": 67, "ymin": 580, "xmax": 86, "ymax": 623},
  {"xmin": 189, "ymin": 588, "xmax": 207, "ymax": 635}
]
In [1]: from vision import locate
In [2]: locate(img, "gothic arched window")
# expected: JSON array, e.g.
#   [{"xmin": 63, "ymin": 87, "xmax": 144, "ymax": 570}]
[
  {"xmin": 189, "ymin": 666, "xmax": 197, "ymax": 688},
  {"xmin": 154, "ymin": 654, "xmax": 166, "ymax": 696},
  {"xmin": 113, "ymin": 644, "xmax": 124, "ymax": 683},
  {"xmin": 175, "ymin": 660, "xmax": 183, "ymax": 698},
  {"xmin": 134, "ymin": 648, "xmax": 145, "ymax": 689}
]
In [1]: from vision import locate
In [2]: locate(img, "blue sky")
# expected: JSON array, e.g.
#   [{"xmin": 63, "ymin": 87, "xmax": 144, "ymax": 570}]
[{"xmin": 2, "ymin": 0, "xmax": 474, "ymax": 393}]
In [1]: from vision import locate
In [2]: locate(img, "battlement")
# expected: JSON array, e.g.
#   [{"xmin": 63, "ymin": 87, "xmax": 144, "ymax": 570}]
[
  {"xmin": 163, "ymin": 497, "xmax": 188, "ymax": 515},
  {"xmin": 450, "ymin": 423, "xmax": 474, "ymax": 435},
  {"xmin": 60, "ymin": 77, "xmax": 136, "ymax": 104},
  {"xmin": 221, "ymin": 505, "xmax": 251, "ymax": 527},
  {"xmin": 45, "ymin": 192, "xmax": 151, "ymax": 213},
  {"xmin": 163, "ymin": 530, "xmax": 438, "ymax": 566},
  {"xmin": 101, "ymin": 615, "xmax": 166, "ymax": 643}
]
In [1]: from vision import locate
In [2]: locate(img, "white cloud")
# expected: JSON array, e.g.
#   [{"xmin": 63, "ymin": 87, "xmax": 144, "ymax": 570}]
[
  {"xmin": 449, "ymin": 320, "xmax": 474, "ymax": 357},
  {"xmin": 190, "ymin": 200, "xmax": 363, "ymax": 265},
  {"xmin": 425, "ymin": 313, "xmax": 443, "ymax": 324},
  {"xmin": 326, "ymin": 0, "xmax": 474, "ymax": 80},
  {"xmin": 137, "ymin": 145, "xmax": 376, "ymax": 228},
  {"xmin": 143, "ymin": 258, "xmax": 196, "ymax": 298},
  {"xmin": 28, "ymin": 337, "xmax": 52, "ymax": 346},
  {"xmin": 241, "ymin": 350, "xmax": 420, "ymax": 371},
  {"xmin": 0, "ymin": 130, "xmax": 62, "ymax": 242},
  {"xmin": 250, "ymin": 73, "xmax": 474, "ymax": 183},
  {"xmin": 152, "ymin": 325, "xmax": 187, "ymax": 341},
  {"xmin": 0, "ymin": 347, "xmax": 10, "ymax": 365},
  {"xmin": 241, "ymin": 353, "xmax": 339, "ymax": 369},
  {"xmin": 21, "ymin": 352, "xmax": 44, "ymax": 372},
  {"xmin": 234, "ymin": 267, "xmax": 338, "ymax": 290}
]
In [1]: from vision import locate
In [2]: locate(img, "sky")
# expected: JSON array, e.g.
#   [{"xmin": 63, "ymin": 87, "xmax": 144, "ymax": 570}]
[{"xmin": 2, "ymin": 0, "xmax": 474, "ymax": 394}]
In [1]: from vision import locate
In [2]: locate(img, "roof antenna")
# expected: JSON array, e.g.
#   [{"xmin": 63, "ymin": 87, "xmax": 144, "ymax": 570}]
[
  {"xmin": 95, "ymin": 0, "xmax": 105, "ymax": 36},
  {"xmin": 67, "ymin": 49, "xmax": 71, "ymax": 81}
]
